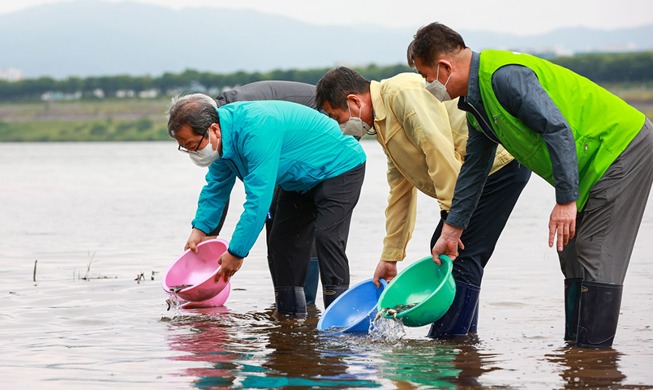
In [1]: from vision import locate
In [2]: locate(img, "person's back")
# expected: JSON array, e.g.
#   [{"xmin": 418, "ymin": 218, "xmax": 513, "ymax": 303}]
[
  {"xmin": 217, "ymin": 81, "xmax": 316, "ymax": 108},
  {"xmin": 372, "ymin": 72, "xmax": 513, "ymax": 203},
  {"xmin": 216, "ymin": 100, "xmax": 364, "ymax": 192}
]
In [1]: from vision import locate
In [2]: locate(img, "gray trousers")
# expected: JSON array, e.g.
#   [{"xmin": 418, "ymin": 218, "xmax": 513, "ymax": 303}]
[{"xmin": 559, "ymin": 118, "xmax": 653, "ymax": 284}]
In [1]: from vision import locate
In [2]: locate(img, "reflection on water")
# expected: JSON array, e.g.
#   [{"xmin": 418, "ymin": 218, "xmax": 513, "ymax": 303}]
[
  {"xmin": 377, "ymin": 338, "xmax": 503, "ymax": 389},
  {"xmin": 165, "ymin": 307, "xmax": 379, "ymax": 388},
  {"xmin": 2, "ymin": 142, "xmax": 653, "ymax": 388},
  {"xmin": 163, "ymin": 307, "xmax": 505, "ymax": 388},
  {"xmin": 546, "ymin": 347, "xmax": 626, "ymax": 388}
]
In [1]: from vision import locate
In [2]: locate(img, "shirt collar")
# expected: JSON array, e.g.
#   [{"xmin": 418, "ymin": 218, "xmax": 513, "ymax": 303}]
[{"xmin": 459, "ymin": 51, "xmax": 482, "ymax": 110}]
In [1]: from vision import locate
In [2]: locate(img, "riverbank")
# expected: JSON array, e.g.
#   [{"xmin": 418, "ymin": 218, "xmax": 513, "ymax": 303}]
[
  {"xmin": 0, "ymin": 98, "xmax": 170, "ymax": 142},
  {"xmin": 1, "ymin": 84, "xmax": 652, "ymax": 142}
]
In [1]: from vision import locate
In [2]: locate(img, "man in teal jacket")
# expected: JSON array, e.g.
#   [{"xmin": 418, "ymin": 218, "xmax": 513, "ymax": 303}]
[
  {"xmin": 211, "ymin": 81, "xmax": 321, "ymax": 306},
  {"xmin": 167, "ymin": 94, "xmax": 366, "ymax": 315},
  {"xmin": 410, "ymin": 22, "xmax": 653, "ymax": 348}
]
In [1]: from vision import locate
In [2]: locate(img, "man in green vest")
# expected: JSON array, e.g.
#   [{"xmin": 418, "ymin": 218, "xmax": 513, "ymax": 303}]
[{"xmin": 409, "ymin": 22, "xmax": 653, "ymax": 348}]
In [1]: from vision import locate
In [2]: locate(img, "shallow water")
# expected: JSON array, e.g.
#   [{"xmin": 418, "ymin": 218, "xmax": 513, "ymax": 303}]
[{"xmin": 1, "ymin": 141, "xmax": 652, "ymax": 388}]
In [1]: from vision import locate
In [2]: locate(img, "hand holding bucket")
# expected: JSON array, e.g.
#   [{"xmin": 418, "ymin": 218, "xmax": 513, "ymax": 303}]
[
  {"xmin": 376, "ymin": 255, "xmax": 456, "ymax": 327},
  {"xmin": 162, "ymin": 238, "xmax": 231, "ymax": 307}
]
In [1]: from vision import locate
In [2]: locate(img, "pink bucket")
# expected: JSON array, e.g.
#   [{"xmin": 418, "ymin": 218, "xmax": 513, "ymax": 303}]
[{"xmin": 162, "ymin": 238, "xmax": 231, "ymax": 305}]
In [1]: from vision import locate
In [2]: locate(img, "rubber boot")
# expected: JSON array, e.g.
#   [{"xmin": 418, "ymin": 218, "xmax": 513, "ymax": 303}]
[
  {"xmin": 427, "ymin": 280, "xmax": 480, "ymax": 338},
  {"xmin": 468, "ymin": 299, "xmax": 479, "ymax": 334},
  {"xmin": 564, "ymin": 278, "xmax": 583, "ymax": 342},
  {"xmin": 323, "ymin": 284, "xmax": 349, "ymax": 308},
  {"xmin": 274, "ymin": 286, "xmax": 307, "ymax": 316},
  {"xmin": 576, "ymin": 281, "xmax": 623, "ymax": 348},
  {"xmin": 304, "ymin": 257, "xmax": 320, "ymax": 305}
]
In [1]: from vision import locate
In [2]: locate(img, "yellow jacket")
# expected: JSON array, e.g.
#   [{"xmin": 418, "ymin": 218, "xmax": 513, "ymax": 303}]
[{"xmin": 371, "ymin": 73, "xmax": 513, "ymax": 261}]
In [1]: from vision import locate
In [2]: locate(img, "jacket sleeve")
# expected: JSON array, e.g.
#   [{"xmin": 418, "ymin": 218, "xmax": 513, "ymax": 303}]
[
  {"xmin": 446, "ymin": 120, "xmax": 496, "ymax": 229},
  {"xmin": 227, "ymin": 122, "xmax": 281, "ymax": 258},
  {"xmin": 381, "ymin": 157, "xmax": 417, "ymax": 261},
  {"xmin": 492, "ymin": 65, "xmax": 579, "ymax": 204},
  {"xmin": 393, "ymin": 87, "xmax": 462, "ymax": 210},
  {"xmin": 192, "ymin": 160, "xmax": 237, "ymax": 234}
]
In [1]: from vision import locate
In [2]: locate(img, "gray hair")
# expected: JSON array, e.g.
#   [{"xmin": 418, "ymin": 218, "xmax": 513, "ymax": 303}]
[{"xmin": 166, "ymin": 93, "xmax": 219, "ymax": 138}]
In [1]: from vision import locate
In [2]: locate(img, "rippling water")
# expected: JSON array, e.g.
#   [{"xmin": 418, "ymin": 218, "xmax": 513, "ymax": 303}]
[{"xmin": 1, "ymin": 141, "xmax": 652, "ymax": 388}]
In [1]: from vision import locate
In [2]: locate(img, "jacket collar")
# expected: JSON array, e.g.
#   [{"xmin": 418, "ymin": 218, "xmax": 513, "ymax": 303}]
[{"xmin": 459, "ymin": 51, "xmax": 483, "ymax": 110}]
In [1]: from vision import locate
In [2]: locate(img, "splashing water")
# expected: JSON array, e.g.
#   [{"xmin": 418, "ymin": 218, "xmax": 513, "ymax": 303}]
[
  {"xmin": 369, "ymin": 315, "xmax": 406, "ymax": 342},
  {"xmin": 165, "ymin": 286, "xmax": 190, "ymax": 315}
]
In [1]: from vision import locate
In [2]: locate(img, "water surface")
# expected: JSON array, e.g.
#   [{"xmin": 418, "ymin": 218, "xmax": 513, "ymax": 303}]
[{"xmin": 1, "ymin": 142, "xmax": 652, "ymax": 388}]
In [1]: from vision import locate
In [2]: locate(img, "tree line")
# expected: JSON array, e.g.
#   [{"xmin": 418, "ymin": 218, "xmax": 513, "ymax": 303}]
[{"xmin": 1, "ymin": 52, "xmax": 652, "ymax": 102}]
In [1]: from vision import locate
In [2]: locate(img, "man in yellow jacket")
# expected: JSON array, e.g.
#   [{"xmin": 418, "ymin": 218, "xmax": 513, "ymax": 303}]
[{"xmin": 316, "ymin": 67, "xmax": 531, "ymax": 338}]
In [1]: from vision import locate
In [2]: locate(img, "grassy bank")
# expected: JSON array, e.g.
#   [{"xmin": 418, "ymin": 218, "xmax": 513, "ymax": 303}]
[
  {"xmin": 0, "ymin": 98, "xmax": 170, "ymax": 142},
  {"xmin": 1, "ymin": 84, "xmax": 652, "ymax": 142}
]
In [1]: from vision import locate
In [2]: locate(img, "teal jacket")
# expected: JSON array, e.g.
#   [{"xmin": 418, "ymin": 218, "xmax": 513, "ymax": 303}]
[{"xmin": 192, "ymin": 100, "xmax": 366, "ymax": 258}]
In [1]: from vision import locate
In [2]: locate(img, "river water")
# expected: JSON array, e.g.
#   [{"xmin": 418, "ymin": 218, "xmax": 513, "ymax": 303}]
[{"xmin": 1, "ymin": 141, "xmax": 652, "ymax": 389}]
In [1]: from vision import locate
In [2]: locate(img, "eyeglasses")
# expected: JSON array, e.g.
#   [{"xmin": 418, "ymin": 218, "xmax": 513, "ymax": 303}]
[{"xmin": 178, "ymin": 128, "xmax": 208, "ymax": 154}]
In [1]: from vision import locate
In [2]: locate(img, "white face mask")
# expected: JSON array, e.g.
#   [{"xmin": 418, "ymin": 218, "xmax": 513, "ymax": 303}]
[
  {"xmin": 189, "ymin": 139, "xmax": 220, "ymax": 167},
  {"xmin": 425, "ymin": 64, "xmax": 452, "ymax": 102},
  {"xmin": 339, "ymin": 101, "xmax": 371, "ymax": 137}
]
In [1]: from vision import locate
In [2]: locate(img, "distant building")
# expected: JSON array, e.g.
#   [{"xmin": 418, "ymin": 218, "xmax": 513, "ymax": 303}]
[{"xmin": 0, "ymin": 68, "xmax": 24, "ymax": 81}]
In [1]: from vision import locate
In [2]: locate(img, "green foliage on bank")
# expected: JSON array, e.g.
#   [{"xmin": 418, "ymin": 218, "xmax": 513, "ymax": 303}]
[
  {"xmin": 551, "ymin": 52, "xmax": 653, "ymax": 83},
  {"xmin": 0, "ymin": 116, "xmax": 169, "ymax": 142},
  {"xmin": 1, "ymin": 52, "xmax": 653, "ymax": 142},
  {"xmin": 1, "ymin": 52, "xmax": 650, "ymax": 103}
]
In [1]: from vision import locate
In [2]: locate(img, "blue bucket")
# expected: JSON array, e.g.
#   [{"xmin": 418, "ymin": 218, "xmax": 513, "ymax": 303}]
[{"xmin": 317, "ymin": 278, "xmax": 387, "ymax": 333}]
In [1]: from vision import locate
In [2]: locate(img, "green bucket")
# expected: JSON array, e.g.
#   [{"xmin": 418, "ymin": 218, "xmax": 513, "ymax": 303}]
[{"xmin": 376, "ymin": 255, "xmax": 456, "ymax": 327}]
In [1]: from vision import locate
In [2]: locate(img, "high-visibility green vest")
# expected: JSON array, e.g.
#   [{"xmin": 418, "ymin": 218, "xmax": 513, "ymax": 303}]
[{"xmin": 475, "ymin": 50, "xmax": 645, "ymax": 210}]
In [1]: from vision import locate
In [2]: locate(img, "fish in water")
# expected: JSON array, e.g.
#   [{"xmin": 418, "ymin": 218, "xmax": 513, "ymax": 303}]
[
  {"xmin": 169, "ymin": 284, "xmax": 193, "ymax": 293},
  {"xmin": 375, "ymin": 303, "xmax": 418, "ymax": 320}
]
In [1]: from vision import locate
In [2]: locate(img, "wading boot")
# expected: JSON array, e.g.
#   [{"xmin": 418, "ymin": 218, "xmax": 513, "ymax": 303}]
[
  {"xmin": 274, "ymin": 286, "xmax": 307, "ymax": 316},
  {"xmin": 564, "ymin": 278, "xmax": 583, "ymax": 342},
  {"xmin": 427, "ymin": 280, "xmax": 480, "ymax": 338},
  {"xmin": 304, "ymin": 257, "xmax": 320, "ymax": 306},
  {"xmin": 323, "ymin": 284, "xmax": 349, "ymax": 308},
  {"xmin": 576, "ymin": 281, "xmax": 623, "ymax": 348},
  {"xmin": 468, "ymin": 298, "xmax": 479, "ymax": 334}
]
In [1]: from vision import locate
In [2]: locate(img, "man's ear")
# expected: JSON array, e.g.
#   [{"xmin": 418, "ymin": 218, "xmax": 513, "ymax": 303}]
[
  {"xmin": 208, "ymin": 123, "xmax": 221, "ymax": 138},
  {"xmin": 208, "ymin": 123, "xmax": 221, "ymax": 150},
  {"xmin": 438, "ymin": 59, "xmax": 453, "ymax": 74},
  {"xmin": 345, "ymin": 94, "xmax": 362, "ymax": 111}
]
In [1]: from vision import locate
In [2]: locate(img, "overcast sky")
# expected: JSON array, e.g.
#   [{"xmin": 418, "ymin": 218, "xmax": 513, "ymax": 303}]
[{"xmin": 1, "ymin": 0, "xmax": 651, "ymax": 34}]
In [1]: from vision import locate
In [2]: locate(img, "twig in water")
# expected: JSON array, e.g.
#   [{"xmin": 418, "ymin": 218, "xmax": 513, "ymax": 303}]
[
  {"xmin": 83, "ymin": 251, "xmax": 96, "ymax": 280},
  {"xmin": 33, "ymin": 260, "xmax": 38, "ymax": 282}
]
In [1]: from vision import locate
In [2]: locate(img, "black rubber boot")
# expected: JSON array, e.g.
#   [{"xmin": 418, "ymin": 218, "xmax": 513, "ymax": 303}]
[
  {"xmin": 323, "ymin": 284, "xmax": 349, "ymax": 308},
  {"xmin": 468, "ymin": 298, "xmax": 479, "ymax": 334},
  {"xmin": 564, "ymin": 278, "xmax": 583, "ymax": 342},
  {"xmin": 274, "ymin": 286, "xmax": 307, "ymax": 316},
  {"xmin": 576, "ymin": 281, "xmax": 623, "ymax": 348},
  {"xmin": 427, "ymin": 280, "xmax": 480, "ymax": 338},
  {"xmin": 304, "ymin": 257, "xmax": 320, "ymax": 306}
]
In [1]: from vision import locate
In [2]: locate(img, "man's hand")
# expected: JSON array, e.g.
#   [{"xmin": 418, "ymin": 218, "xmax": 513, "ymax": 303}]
[
  {"xmin": 215, "ymin": 251, "xmax": 244, "ymax": 283},
  {"xmin": 373, "ymin": 260, "xmax": 397, "ymax": 288},
  {"xmin": 185, "ymin": 228, "xmax": 208, "ymax": 253},
  {"xmin": 431, "ymin": 223, "xmax": 465, "ymax": 264},
  {"xmin": 549, "ymin": 201, "xmax": 577, "ymax": 251}
]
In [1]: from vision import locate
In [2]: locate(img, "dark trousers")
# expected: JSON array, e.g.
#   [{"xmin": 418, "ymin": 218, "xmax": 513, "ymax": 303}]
[
  {"xmin": 268, "ymin": 163, "xmax": 365, "ymax": 287},
  {"xmin": 431, "ymin": 160, "xmax": 531, "ymax": 286}
]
